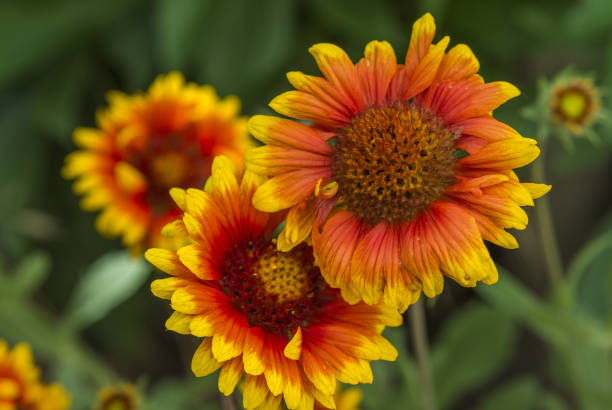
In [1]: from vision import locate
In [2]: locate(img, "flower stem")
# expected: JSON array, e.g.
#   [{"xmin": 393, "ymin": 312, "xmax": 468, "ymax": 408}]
[
  {"xmin": 531, "ymin": 139, "xmax": 563, "ymax": 285},
  {"xmin": 409, "ymin": 298, "xmax": 437, "ymax": 410},
  {"xmin": 221, "ymin": 394, "xmax": 237, "ymax": 410}
]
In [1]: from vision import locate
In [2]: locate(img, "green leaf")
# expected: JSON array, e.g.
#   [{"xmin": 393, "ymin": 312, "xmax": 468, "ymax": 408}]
[
  {"xmin": 476, "ymin": 267, "xmax": 612, "ymax": 350},
  {"xmin": 146, "ymin": 377, "xmax": 222, "ymax": 410},
  {"xmin": 153, "ymin": 0, "xmax": 214, "ymax": 70},
  {"xmin": 64, "ymin": 251, "xmax": 150, "ymax": 329},
  {"xmin": 193, "ymin": 0, "xmax": 296, "ymax": 93},
  {"xmin": 29, "ymin": 56, "xmax": 89, "ymax": 146},
  {"xmin": 0, "ymin": 0, "xmax": 143, "ymax": 89},
  {"xmin": 308, "ymin": 0, "xmax": 405, "ymax": 46},
  {"xmin": 475, "ymin": 376, "xmax": 539, "ymax": 410},
  {"xmin": 12, "ymin": 251, "xmax": 51, "ymax": 295},
  {"xmin": 360, "ymin": 327, "xmax": 420, "ymax": 410},
  {"xmin": 431, "ymin": 302, "xmax": 518, "ymax": 409}
]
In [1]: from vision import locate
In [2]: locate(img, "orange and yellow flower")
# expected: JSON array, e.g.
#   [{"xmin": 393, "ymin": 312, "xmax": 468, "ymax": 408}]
[
  {"xmin": 63, "ymin": 72, "xmax": 249, "ymax": 253},
  {"xmin": 145, "ymin": 156, "xmax": 401, "ymax": 410},
  {"xmin": 245, "ymin": 13, "xmax": 551, "ymax": 312},
  {"xmin": 0, "ymin": 340, "xmax": 70, "ymax": 410}
]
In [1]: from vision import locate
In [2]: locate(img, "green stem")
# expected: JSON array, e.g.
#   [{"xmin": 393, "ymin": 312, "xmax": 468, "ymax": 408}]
[
  {"xmin": 409, "ymin": 299, "xmax": 437, "ymax": 410},
  {"xmin": 221, "ymin": 394, "xmax": 238, "ymax": 410},
  {"xmin": 531, "ymin": 139, "xmax": 563, "ymax": 285}
]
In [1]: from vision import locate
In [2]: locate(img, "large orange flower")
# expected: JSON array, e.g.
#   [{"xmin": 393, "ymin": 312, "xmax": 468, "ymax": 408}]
[
  {"xmin": 63, "ymin": 72, "xmax": 248, "ymax": 253},
  {"xmin": 0, "ymin": 340, "xmax": 70, "ymax": 410},
  {"xmin": 145, "ymin": 156, "xmax": 400, "ymax": 410},
  {"xmin": 245, "ymin": 13, "xmax": 551, "ymax": 312}
]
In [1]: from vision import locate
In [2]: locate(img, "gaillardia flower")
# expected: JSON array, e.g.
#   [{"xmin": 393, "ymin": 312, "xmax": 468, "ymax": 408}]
[
  {"xmin": 145, "ymin": 156, "xmax": 401, "ymax": 410},
  {"xmin": 95, "ymin": 384, "xmax": 138, "ymax": 410},
  {"xmin": 63, "ymin": 72, "xmax": 248, "ymax": 252},
  {"xmin": 0, "ymin": 340, "xmax": 70, "ymax": 410},
  {"xmin": 550, "ymin": 75, "xmax": 601, "ymax": 136},
  {"xmin": 246, "ymin": 13, "xmax": 551, "ymax": 311}
]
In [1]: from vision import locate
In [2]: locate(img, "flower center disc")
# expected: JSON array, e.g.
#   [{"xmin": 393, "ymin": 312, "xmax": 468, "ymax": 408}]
[
  {"xmin": 333, "ymin": 103, "xmax": 459, "ymax": 224},
  {"xmin": 253, "ymin": 246, "xmax": 311, "ymax": 303},
  {"xmin": 221, "ymin": 238, "xmax": 329, "ymax": 337}
]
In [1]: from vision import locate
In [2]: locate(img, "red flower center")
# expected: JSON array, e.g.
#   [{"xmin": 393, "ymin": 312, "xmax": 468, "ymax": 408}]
[
  {"xmin": 332, "ymin": 103, "xmax": 459, "ymax": 225},
  {"xmin": 220, "ymin": 237, "xmax": 332, "ymax": 338},
  {"xmin": 125, "ymin": 132, "xmax": 212, "ymax": 215}
]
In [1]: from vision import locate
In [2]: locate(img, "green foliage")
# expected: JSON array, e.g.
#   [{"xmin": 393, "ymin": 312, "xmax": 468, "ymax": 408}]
[
  {"xmin": 64, "ymin": 251, "xmax": 150, "ymax": 330},
  {"xmin": 1, "ymin": 0, "xmax": 611, "ymax": 409},
  {"xmin": 432, "ymin": 303, "xmax": 517, "ymax": 409}
]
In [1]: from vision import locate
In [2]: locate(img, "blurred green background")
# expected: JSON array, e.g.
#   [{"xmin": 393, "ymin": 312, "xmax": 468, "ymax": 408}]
[{"xmin": 1, "ymin": 0, "xmax": 611, "ymax": 409}]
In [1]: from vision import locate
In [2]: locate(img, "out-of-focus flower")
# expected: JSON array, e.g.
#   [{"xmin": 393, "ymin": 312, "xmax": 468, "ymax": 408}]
[
  {"xmin": 550, "ymin": 76, "xmax": 600, "ymax": 135},
  {"xmin": 524, "ymin": 69, "xmax": 606, "ymax": 149},
  {"xmin": 94, "ymin": 384, "xmax": 138, "ymax": 410},
  {"xmin": 0, "ymin": 340, "xmax": 70, "ymax": 410},
  {"xmin": 245, "ymin": 13, "xmax": 550, "ymax": 312},
  {"xmin": 314, "ymin": 386, "xmax": 362, "ymax": 410},
  {"xmin": 63, "ymin": 72, "xmax": 249, "ymax": 253},
  {"xmin": 145, "ymin": 156, "xmax": 401, "ymax": 410}
]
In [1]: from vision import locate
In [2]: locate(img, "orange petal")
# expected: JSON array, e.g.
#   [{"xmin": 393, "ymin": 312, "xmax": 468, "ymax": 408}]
[
  {"xmin": 435, "ymin": 44, "xmax": 480, "ymax": 83},
  {"xmin": 459, "ymin": 139, "xmax": 540, "ymax": 170},
  {"xmin": 248, "ymin": 115, "xmax": 334, "ymax": 154},
  {"xmin": 451, "ymin": 115, "xmax": 523, "ymax": 142},
  {"xmin": 309, "ymin": 43, "xmax": 364, "ymax": 113},
  {"xmin": 253, "ymin": 168, "xmax": 332, "ymax": 212},
  {"xmin": 245, "ymin": 145, "xmax": 332, "ymax": 177},
  {"xmin": 427, "ymin": 80, "xmax": 520, "ymax": 123},
  {"xmin": 312, "ymin": 211, "xmax": 363, "ymax": 291},
  {"xmin": 405, "ymin": 12, "xmax": 436, "ymax": 74},
  {"xmin": 356, "ymin": 40, "xmax": 397, "ymax": 106},
  {"xmin": 402, "ymin": 36, "xmax": 449, "ymax": 100}
]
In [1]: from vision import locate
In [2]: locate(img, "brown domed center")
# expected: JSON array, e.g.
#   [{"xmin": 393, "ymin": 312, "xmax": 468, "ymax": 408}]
[{"xmin": 332, "ymin": 103, "xmax": 459, "ymax": 224}]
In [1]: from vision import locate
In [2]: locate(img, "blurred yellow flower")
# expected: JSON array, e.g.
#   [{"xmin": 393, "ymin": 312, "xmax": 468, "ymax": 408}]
[
  {"xmin": 0, "ymin": 340, "xmax": 70, "ymax": 410},
  {"xmin": 94, "ymin": 384, "xmax": 138, "ymax": 410},
  {"xmin": 63, "ymin": 71, "xmax": 249, "ymax": 253},
  {"xmin": 551, "ymin": 76, "xmax": 600, "ymax": 136}
]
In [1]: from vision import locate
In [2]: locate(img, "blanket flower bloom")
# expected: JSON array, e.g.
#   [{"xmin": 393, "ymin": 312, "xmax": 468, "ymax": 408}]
[
  {"xmin": 0, "ymin": 340, "xmax": 70, "ymax": 410},
  {"xmin": 550, "ymin": 76, "xmax": 600, "ymax": 136},
  {"xmin": 145, "ymin": 156, "xmax": 401, "ymax": 410},
  {"xmin": 94, "ymin": 384, "xmax": 138, "ymax": 410},
  {"xmin": 245, "ymin": 13, "xmax": 551, "ymax": 312},
  {"xmin": 63, "ymin": 72, "xmax": 248, "ymax": 253}
]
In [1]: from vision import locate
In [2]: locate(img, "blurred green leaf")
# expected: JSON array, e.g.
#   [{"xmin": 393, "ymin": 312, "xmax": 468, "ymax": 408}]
[
  {"xmin": 12, "ymin": 251, "xmax": 51, "ymax": 295},
  {"xmin": 477, "ymin": 267, "xmax": 612, "ymax": 350},
  {"xmin": 194, "ymin": 0, "xmax": 295, "ymax": 93},
  {"xmin": 360, "ymin": 327, "xmax": 420, "ymax": 410},
  {"xmin": 104, "ymin": 19, "xmax": 155, "ymax": 90},
  {"xmin": 475, "ymin": 376, "xmax": 539, "ymax": 410},
  {"xmin": 567, "ymin": 228, "xmax": 612, "ymax": 322},
  {"xmin": 309, "ymin": 0, "xmax": 405, "ymax": 46},
  {"xmin": 432, "ymin": 303, "xmax": 518, "ymax": 409},
  {"xmin": 29, "ymin": 56, "xmax": 89, "ymax": 146},
  {"xmin": 566, "ymin": 0, "xmax": 612, "ymax": 40},
  {"xmin": 154, "ymin": 0, "xmax": 214, "ymax": 70},
  {"xmin": 146, "ymin": 377, "xmax": 222, "ymax": 410},
  {"xmin": 552, "ymin": 137, "xmax": 612, "ymax": 175},
  {"xmin": 64, "ymin": 251, "xmax": 150, "ymax": 329},
  {"xmin": 0, "ymin": 0, "xmax": 143, "ymax": 89}
]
